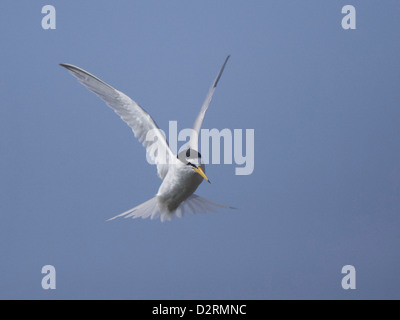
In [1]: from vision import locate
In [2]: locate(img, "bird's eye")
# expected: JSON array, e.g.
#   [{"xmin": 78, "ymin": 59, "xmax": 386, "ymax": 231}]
[{"xmin": 185, "ymin": 149, "xmax": 201, "ymax": 159}]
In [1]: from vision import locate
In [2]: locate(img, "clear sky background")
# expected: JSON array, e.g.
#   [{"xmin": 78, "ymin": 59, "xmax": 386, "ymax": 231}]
[{"xmin": 1, "ymin": 1, "xmax": 399, "ymax": 299}]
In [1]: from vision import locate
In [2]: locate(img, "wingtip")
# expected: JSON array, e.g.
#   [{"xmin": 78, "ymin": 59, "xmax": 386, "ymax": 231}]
[
  {"xmin": 59, "ymin": 63, "xmax": 78, "ymax": 71},
  {"xmin": 213, "ymin": 55, "xmax": 230, "ymax": 88},
  {"xmin": 59, "ymin": 63, "xmax": 71, "ymax": 70}
]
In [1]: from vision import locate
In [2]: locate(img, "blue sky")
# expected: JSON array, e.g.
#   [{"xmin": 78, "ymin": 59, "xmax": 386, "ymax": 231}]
[{"xmin": 1, "ymin": 1, "xmax": 399, "ymax": 299}]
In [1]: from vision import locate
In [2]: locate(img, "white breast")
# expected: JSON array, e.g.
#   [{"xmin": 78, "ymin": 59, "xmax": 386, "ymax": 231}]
[{"xmin": 156, "ymin": 163, "xmax": 204, "ymax": 213}]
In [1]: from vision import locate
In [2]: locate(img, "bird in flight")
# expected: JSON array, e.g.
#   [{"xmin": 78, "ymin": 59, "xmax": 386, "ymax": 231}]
[{"xmin": 60, "ymin": 56, "xmax": 232, "ymax": 222}]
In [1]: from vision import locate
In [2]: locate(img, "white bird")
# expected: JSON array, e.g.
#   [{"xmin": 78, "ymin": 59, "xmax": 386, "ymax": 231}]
[{"xmin": 60, "ymin": 56, "xmax": 232, "ymax": 222}]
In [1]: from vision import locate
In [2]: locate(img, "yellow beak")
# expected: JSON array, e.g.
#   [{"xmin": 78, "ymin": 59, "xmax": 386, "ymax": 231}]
[{"xmin": 193, "ymin": 167, "xmax": 211, "ymax": 183}]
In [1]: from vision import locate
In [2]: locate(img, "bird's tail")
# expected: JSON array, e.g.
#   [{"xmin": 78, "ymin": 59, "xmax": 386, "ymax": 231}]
[
  {"xmin": 106, "ymin": 196, "xmax": 161, "ymax": 221},
  {"xmin": 107, "ymin": 194, "xmax": 234, "ymax": 222}
]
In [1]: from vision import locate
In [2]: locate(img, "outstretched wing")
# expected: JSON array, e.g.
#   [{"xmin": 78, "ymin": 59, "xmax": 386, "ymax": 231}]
[
  {"xmin": 189, "ymin": 55, "xmax": 230, "ymax": 151},
  {"xmin": 60, "ymin": 64, "xmax": 176, "ymax": 179}
]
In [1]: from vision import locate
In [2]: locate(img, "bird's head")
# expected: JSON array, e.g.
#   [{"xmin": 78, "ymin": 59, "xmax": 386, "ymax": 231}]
[{"xmin": 177, "ymin": 148, "xmax": 210, "ymax": 183}]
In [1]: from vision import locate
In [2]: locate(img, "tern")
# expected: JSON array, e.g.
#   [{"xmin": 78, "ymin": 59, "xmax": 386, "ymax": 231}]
[{"xmin": 60, "ymin": 56, "xmax": 232, "ymax": 221}]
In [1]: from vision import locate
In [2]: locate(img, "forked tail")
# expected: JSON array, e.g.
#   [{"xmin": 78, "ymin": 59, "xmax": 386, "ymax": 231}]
[{"xmin": 107, "ymin": 194, "xmax": 234, "ymax": 222}]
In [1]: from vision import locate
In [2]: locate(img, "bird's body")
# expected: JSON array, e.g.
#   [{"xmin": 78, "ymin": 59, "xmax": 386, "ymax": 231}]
[
  {"xmin": 158, "ymin": 163, "xmax": 204, "ymax": 212},
  {"xmin": 60, "ymin": 56, "xmax": 232, "ymax": 221}
]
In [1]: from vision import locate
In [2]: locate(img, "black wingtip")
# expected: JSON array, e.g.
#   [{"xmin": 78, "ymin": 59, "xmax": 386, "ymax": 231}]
[
  {"xmin": 213, "ymin": 55, "xmax": 231, "ymax": 88},
  {"xmin": 59, "ymin": 63, "xmax": 70, "ymax": 69}
]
